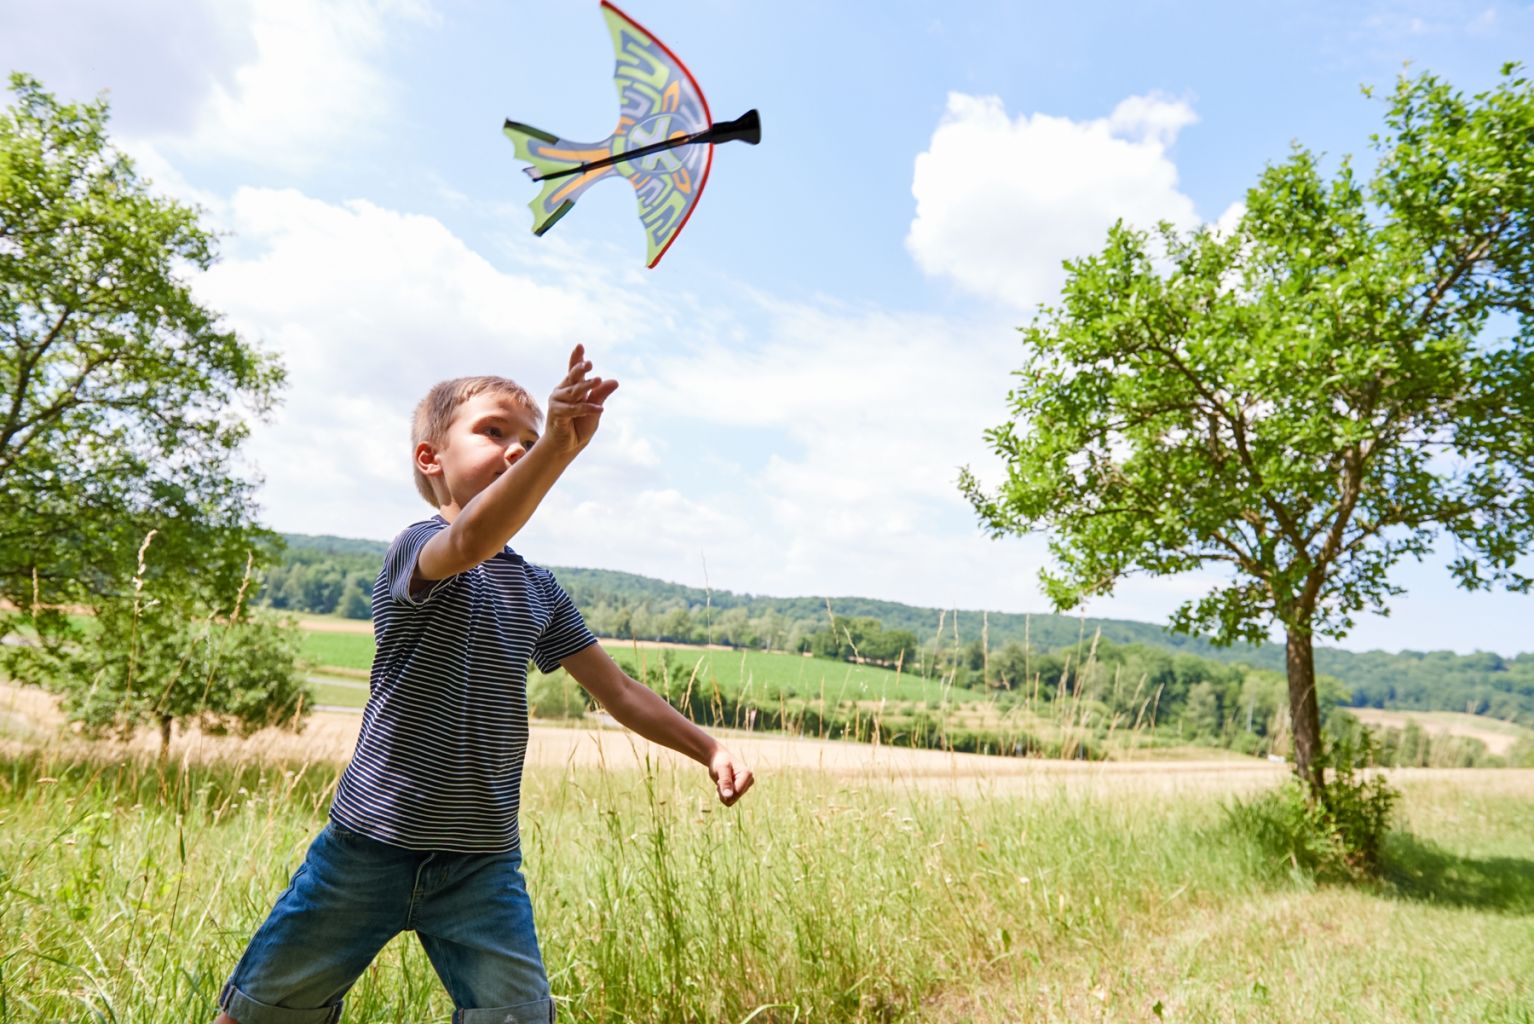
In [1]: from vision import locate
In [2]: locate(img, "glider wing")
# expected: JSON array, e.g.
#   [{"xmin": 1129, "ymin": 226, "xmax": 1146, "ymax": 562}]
[{"xmin": 601, "ymin": 1, "xmax": 713, "ymax": 267}]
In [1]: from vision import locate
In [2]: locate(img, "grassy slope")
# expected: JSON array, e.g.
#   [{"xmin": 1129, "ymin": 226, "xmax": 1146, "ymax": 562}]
[
  {"xmin": 2, "ymin": 748, "xmax": 1531, "ymax": 1022},
  {"xmin": 1349, "ymin": 707, "xmax": 1534, "ymax": 757},
  {"xmin": 299, "ymin": 630, "xmax": 981, "ymax": 705}
]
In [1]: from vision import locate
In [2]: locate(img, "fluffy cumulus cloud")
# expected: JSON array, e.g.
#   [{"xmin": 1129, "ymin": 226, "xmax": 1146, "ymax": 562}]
[
  {"xmin": 0, "ymin": 0, "xmax": 434, "ymax": 174},
  {"xmin": 194, "ymin": 188, "xmax": 653, "ymax": 540},
  {"xmin": 0, "ymin": 0, "xmax": 254, "ymax": 136},
  {"xmin": 177, "ymin": 0, "xmax": 437, "ymax": 172},
  {"xmin": 185, "ymin": 186, "xmax": 1051, "ymax": 611},
  {"xmin": 184, "ymin": 181, "xmax": 1233, "ymax": 623},
  {"xmin": 0, "ymin": 0, "xmax": 1237, "ymax": 624},
  {"xmin": 906, "ymin": 92, "xmax": 1201, "ymax": 311}
]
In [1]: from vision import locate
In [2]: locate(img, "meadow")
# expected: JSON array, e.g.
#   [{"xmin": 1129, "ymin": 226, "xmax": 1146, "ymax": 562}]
[
  {"xmin": 299, "ymin": 627, "xmax": 1159, "ymax": 759},
  {"xmin": 2, "ymin": 728, "xmax": 1532, "ymax": 1023},
  {"xmin": 300, "ymin": 628, "xmax": 955, "ymax": 705}
]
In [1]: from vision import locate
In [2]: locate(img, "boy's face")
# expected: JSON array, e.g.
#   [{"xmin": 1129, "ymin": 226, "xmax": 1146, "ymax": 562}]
[{"xmin": 417, "ymin": 392, "xmax": 542, "ymax": 516}]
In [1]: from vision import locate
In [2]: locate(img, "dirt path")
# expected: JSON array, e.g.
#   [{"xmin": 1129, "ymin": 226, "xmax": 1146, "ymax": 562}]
[
  {"xmin": 296, "ymin": 616, "xmax": 375, "ymax": 634},
  {"xmin": 0, "ymin": 682, "xmax": 1276, "ymax": 795},
  {"xmin": 10, "ymin": 682, "xmax": 1526, "ymax": 798}
]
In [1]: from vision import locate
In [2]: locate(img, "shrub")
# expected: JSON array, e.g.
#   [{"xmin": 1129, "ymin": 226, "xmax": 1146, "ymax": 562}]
[
  {"xmin": 527, "ymin": 670, "xmax": 590, "ymax": 720},
  {"xmin": 1226, "ymin": 734, "xmax": 1398, "ymax": 880}
]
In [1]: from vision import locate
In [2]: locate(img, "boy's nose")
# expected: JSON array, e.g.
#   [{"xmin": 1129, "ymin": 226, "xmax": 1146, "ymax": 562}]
[{"xmin": 503, "ymin": 444, "xmax": 526, "ymax": 468}]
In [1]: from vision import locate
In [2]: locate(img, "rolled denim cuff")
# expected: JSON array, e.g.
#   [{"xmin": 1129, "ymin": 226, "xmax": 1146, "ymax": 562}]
[
  {"xmin": 456, "ymin": 995, "xmax": 556, "ymax": 1024},
  {"xmin": 220, "ymin": 980, "xmax": 342, "ymax": 1024}
]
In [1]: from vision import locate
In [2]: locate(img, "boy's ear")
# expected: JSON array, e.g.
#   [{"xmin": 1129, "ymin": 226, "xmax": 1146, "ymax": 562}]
[{"xmin": 414, "ymin": 441, "xmax": 442, "ymax": 478}]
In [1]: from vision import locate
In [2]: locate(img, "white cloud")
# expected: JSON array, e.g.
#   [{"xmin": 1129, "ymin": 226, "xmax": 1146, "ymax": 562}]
[
  {"xmin": 190, "ymin": 187, "xmax": 1234, "ymax": 629},
  {"xmin": 1466, "ymin": 7, "xmax": 1499, "ymax": 33},
  {"xmin": 194, "ymin": 187, "xmax": 651, "ymax": 540},
  {"xmin": 906, "ymin": 92, "xmax": 1201, "ymax": 311},
  {"xmin": 1355, "ymin": 1, "xmax": 1519, "ymax": 40},
  {"xmin": 0, "ymin": 0, "xmax": 254, "ymax": 136},
  {"xmin": 186, "ymin": 186, "xmax": 1049, "ymax": 608},
  {"xmin": 1213, "ymin": 200, "xmax": 1247, "ymax": 238},
  {"xmin": 180, "ymin": 0, "xmax": 437, "ymax": 172},
  {"xmin": 0, "ymin": 0, "xmax": 434, "ymax": 174}
]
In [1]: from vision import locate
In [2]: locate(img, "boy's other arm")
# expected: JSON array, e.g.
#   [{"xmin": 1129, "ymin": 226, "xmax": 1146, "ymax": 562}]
[
  {"xmin": 561, "ymin": 643, "xmax": 755, "ymax": 806},
  {"xmin": 419, "ymin": 345, "xmax": 619, "ymax": 581}
]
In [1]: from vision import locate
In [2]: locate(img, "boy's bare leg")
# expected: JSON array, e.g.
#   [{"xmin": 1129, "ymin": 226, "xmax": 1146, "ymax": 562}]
[{"xmin": 212, "ymin": 1013, "xmax": 237, "ymax": 1023}]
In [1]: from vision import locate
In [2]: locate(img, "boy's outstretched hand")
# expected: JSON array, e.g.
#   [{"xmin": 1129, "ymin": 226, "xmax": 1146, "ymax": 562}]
[
  {"xmin": 709, "ymin": 746, "xmax": 754, "ymax": 806},
  {"xmin": 544, "ymin": 344, "xmax": 620, "ymax": 456}
]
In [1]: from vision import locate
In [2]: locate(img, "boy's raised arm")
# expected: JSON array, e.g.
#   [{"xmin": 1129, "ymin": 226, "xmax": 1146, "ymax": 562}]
[
  {"xmin": 418, "ymin": 345, "xmax": 619, "ymax": 581},
  {"xmin": 561, "ymin": 643, "xmax": 756, "ymax": 806}
]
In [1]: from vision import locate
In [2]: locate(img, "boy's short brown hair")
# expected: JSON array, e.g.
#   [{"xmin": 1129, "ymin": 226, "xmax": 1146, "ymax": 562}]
[{"xmin": 412, "ymin": 376, "xmax": 541, "ymax": 506}]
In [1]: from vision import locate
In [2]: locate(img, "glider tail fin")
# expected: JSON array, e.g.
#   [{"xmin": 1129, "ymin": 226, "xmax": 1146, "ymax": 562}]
[{"xmin": 502, "ymin": 119, "xmax": 616, "ymax": 236}]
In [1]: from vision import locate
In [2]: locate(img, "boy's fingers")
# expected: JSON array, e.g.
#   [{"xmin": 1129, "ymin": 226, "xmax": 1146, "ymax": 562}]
[
  {"xmin": 714, "ymin": 760, "xmax": 752, "ymax": 804},
  {"xmin": 568, "ymin": 343, "xmax": 585, "ymax": 370},
  {"xmin": 548, "ymin": 401, "xmax": 607, "ymax": 418},
  {"xmin": 559, "ymin": 361, "xmax": 592, "ymax": 390},
  {"xmin": 732, "ymin": 764, "xmax": 754, "ymax": 797},
  {"xmin": 556, "ymin": 375, "xmax": 605, "ymax": 399},
  {"xmin": 551, "ymin": 379, "xmax": 617, "ymax": 414}
]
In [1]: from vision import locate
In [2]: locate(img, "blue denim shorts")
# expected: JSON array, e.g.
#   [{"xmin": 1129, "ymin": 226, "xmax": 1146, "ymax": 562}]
[{"xmin": 219, "ymin": 820, "xmax": 555, "ymax": 1024}]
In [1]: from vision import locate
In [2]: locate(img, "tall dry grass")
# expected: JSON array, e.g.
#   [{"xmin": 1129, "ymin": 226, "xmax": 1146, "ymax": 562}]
[{"xmin": 3, "ymin": 740, "xmax": 1532, "ymax": 1023}]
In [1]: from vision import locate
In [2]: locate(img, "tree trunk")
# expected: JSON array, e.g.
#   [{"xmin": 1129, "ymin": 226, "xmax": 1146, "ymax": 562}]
[
  {"xmin": 158, "ymin": 715, "xmax": 172, "ymax": 761},
  {"xmin": 1285, "ymin": 628, "xmax": 1324, "ymax": 797}
]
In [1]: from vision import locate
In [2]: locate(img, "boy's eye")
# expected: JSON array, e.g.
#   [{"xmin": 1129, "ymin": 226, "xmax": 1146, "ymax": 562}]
[
  {"xmin": 483, "ymin": 426, "xmax": 503, "ymax": 438},
  {"xmin": 520, "ymin": 439, "xmax": 536, "ymax": 453}
]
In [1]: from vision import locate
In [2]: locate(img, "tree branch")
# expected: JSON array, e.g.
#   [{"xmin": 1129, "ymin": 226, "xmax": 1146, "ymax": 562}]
[
  {"xmin": 1418, "ymin": 215, "xmax": 1508, "ymax": 325},
  {"xmin": 0, "ymin": 305, "xmax": 74, "ymax": 460},
  {"xmin": 1142, "ymin": 338, "xmax": 1312, "ymax": 557},
  {"xmin": 1301, "ymin": 445, "xmax": 1367, "ymax": 616}
]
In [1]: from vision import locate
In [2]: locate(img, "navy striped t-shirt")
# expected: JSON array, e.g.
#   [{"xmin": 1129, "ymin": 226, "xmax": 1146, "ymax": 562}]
[{"xmin": 329, "ymin": 517, "xmax": 597, "ymax": 852}]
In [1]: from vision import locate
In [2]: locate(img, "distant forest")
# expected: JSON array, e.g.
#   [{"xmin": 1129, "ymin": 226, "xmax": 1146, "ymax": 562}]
[{"xmin": 261, "ymin": 534, "xmax": 1534, "ymax": 726}]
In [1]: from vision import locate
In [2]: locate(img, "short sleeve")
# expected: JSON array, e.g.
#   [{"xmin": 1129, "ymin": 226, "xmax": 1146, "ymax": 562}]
[
  {"xmin": 531, "ymin": 571, "xmax": 598, "ymax": 673},
  {"xmin": 383, "ymin": 519, "xmax": 455, "ymax": 607}
]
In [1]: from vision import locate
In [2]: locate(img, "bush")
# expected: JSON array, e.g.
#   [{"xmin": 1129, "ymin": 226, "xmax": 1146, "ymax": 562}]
[
  {"xmin": 528, "ymin": 670, "xmax": 590, "ymax": 720},
  {"xmin": 1225, "ymin": 734, "xmax": 1398, "ymax": 880}
]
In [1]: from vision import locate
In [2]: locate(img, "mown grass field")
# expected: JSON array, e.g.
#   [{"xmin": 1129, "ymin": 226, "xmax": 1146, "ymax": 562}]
[
  {"xmin": 299, "ymin": 627, "xmax": 970, "ymax": 705},
  {"xmin": 2, "ymin": 735, "xmax": 1532, "ymax": 1023},
  {"xmin": 301, "ymin": 629, "xmax": 1152, "ymax": 759},
  {"xmin": 1348, "ymin": 707, "xmax": 1534, "ymax": 757}
]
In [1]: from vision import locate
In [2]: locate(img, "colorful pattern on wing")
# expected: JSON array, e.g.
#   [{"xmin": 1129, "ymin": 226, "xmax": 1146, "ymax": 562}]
[
  {"xmin": 501, "ymin": 1, "xmax": 712, "ymax": 267},
  {"xmin": 605, "ymin": 1, "xmax": 712, "ymax": 267}
]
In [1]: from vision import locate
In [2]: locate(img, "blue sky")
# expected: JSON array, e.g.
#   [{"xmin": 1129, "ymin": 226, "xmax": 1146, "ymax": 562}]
[{"xmin": 4, "ymin": 0, "xmax": 1531, "ymax": 654}]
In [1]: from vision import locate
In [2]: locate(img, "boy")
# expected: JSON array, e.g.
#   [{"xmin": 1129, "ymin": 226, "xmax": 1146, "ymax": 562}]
[{"xmin": 215, "ymin": 345, "xmax": 754, "ymax": 1024}]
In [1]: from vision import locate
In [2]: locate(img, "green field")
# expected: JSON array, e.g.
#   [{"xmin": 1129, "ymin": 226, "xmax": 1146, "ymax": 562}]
[
  {"xmin": 599, "ymin": 640, "xmax": 988, "ymax": 704},
  {"xmin": 299, "ymin": 631, "xmax": 1193, "ymax": 758},
  {"xmin": 2, "ymin": 746, "xmax": 1532, "ymax": 1022},
  {"xmin": 1354, "ymin": 707, "xmax": 1534, "ymax": 740},
  {"xmin": 308, "ymin": 675, "xmax": 368, "ymax": 708},
  {"xmin": 299, "ymin": 629, "xmax": 376, "ymax": 672},
  {"xmin": 301, "ymin": 630, "xmax": 1004, "ymax": 704}
]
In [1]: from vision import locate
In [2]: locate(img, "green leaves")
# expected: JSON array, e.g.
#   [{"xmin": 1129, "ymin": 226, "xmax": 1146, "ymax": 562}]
[
  {"xmin": 1, "ymin": 75, "xmax": 285, "ymax": 602},
  {"xmin": 966, "ymin": 66, "xmax": 1534, "ymax": 648},
  {"xmin": 0, "ymin": 75, "xmax": 299, "ymax": 743}
]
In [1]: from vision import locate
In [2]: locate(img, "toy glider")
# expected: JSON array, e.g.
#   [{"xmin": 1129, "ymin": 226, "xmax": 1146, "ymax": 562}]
[{"xmin": 503, "ymin": 0, "xmax": 761, "ymax": 267}]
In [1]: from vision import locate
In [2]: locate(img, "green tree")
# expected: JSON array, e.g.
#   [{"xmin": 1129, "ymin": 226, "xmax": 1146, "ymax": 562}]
[
  {"xmin": 963, "ymin": 67, "xmax": 1534, "ymax": 797},
  {"xmin": 338, "ymin": 574, "xmax": 373, "ymax": 620},
  {"xmin": 30, "ymin": 534, "xmax": 306, "ymax": 758},
  {"xmin": 1, "ymin": 74, "xmax": 284, "ymax": 607},
  {"xmin": 1184, "ymin": 680, "xmax": 1226, "ymax": 740},
  {"xmin": 0, "ymin": 76, "xmax": 297, "ymax": 742},
  {"xmin": 989, "ymin": 641, "xmax": 1031, "ymax": 690}
]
